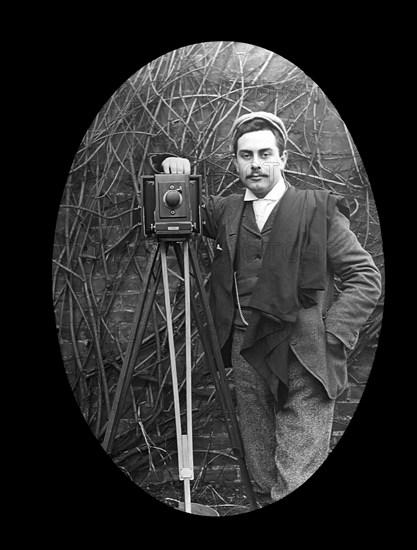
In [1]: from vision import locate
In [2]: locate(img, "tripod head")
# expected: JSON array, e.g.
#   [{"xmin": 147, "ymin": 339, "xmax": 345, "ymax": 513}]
[{"xmin": 140, "ymin": 174, "xmax": 202, "ymax": 240}]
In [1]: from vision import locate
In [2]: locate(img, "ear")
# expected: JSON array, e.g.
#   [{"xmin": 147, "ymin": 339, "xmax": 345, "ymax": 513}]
[
  {"xmin": 232, "ymin": 153, "xmax": 238, "ymax": 170},
  {"xmin": 280, "ymin": 150, "xmax": 288, "ymax": 168}
]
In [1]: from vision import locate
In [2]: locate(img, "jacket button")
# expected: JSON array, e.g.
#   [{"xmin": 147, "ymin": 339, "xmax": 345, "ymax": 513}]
[{"xmin": 290, "ymin": 339, "xmax": 297, "ymax": 346}]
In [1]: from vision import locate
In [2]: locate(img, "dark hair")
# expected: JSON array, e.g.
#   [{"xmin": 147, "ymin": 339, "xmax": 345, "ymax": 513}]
[{"xmin": 232, "ymin": 118, "xmax": 286, "ymax": 155}]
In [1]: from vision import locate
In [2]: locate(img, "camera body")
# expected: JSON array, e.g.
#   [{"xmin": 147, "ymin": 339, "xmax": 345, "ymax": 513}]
[{"xmin": 140, "ymin": 174, "xmax": 202, "ymax": 240}]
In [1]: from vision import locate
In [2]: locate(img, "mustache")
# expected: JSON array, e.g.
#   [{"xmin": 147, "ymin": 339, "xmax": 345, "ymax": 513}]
[{"xmin": 247, "ymin": 171, "xmax": 268, "ymax": 177}]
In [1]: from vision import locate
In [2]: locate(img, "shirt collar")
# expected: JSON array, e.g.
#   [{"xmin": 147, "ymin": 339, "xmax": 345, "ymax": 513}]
[{"xmin": 244, "ymin": 179, "xmax": 287, "ymax": 202}]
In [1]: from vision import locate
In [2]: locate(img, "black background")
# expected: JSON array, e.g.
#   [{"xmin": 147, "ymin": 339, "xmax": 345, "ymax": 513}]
[{"xmin": 27, "ymin": 20, "xmax": 399, "ymax": 543}]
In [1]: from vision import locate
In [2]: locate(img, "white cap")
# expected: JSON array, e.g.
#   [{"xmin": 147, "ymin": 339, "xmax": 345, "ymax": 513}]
[{"xmin": 231, "ymin": 111, "xmax": 288, "ymax": 144}]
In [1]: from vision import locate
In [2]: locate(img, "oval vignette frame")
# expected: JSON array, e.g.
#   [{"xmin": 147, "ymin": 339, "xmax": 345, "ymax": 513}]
[{"xmin": 52, "ymin": 41, "xmax": 385, "ymax": 517}]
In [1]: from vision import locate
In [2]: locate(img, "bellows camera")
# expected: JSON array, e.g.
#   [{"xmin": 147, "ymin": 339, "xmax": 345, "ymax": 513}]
[{"xmin": 140, "ymin": 174, "xmax": 202, "ymax": 240}]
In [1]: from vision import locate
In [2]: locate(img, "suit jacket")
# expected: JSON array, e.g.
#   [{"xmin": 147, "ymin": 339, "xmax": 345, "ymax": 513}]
[{"xmin": 201, "ymin": 189, "xmax": 382, "ymax": 400}]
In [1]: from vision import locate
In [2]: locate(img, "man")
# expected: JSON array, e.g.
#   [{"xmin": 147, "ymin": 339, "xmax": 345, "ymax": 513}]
[{"xmin": 160, "ymin": 111, "xmax": 381, "ymax": 505}]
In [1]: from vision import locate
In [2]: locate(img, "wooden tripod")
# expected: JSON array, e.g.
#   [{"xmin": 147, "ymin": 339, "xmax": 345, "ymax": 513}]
[{"xmin": 102, "ymin": 237, "xmax": 258, "ymax": 512}]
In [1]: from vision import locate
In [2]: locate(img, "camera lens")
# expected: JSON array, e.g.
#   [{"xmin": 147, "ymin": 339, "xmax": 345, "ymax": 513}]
[{"xmin": 164, "ymin": 190, "xmax": 182, "ymax": 208}]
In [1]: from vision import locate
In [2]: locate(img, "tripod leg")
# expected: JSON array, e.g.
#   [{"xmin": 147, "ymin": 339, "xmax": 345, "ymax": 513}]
[
  {"xmin": 160, "ymin": 242, "xmax": 184, "ymax": 471},
  {"xmin": 161, "ymin": 242, "xmax": 195, "ymax": 515},
  {"xmin": 178, "ymin": 242, "xmax": 258, "ymax": 510},
  {"xmin": 174, "ymin": 242, "xmax": 236, "ymax": 442},
  {"xmin": 182, "ymin": 435, "xmax": 192, "ymax": 513},
  {"xmin": 183, "ymin": 240, "xmax": 194, "ymax": 474},
  {"xmin": 103, "ymin": 241, "xmax": 161, "ymax": 453}
]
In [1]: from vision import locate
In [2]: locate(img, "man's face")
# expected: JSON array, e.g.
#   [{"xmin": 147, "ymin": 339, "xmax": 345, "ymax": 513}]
[{"xmin": 234, "ymin": 129, "xmax": 287, "ymax": 198}]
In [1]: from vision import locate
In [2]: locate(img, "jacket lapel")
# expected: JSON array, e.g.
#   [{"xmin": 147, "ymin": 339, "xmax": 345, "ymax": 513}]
[{"xmin": 224, "ymin": 193, "xmax": 245, "ymax": 267}]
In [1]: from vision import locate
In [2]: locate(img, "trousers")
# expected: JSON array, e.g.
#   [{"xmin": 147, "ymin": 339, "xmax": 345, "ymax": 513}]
[{"xmin": 231, "ymin": 329, "xmax": 335, "ymax": 501}]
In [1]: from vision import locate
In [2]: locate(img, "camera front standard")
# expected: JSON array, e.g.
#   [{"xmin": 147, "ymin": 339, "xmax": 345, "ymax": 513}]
[{"xmin": 140, "ymin": 174, "xmax": 202, "ymax": 240}]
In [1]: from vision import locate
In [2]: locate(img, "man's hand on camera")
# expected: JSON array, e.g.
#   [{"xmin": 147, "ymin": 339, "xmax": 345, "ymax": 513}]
[{"xmin": 161, "ymin": 157, "xmax": 191, "ymax": 174}]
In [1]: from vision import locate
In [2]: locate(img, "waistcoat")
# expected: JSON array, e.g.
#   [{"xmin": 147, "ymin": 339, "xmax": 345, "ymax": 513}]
[{"xmin": 234, "ymin": 200, "xmax": 282, "ymax": 328}]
